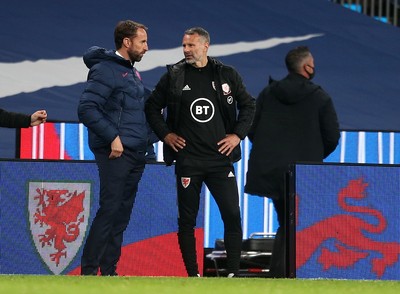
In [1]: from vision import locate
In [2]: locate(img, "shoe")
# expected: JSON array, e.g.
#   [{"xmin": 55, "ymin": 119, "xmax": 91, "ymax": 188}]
[
  {"xmin": 81, "ymin": 267, "xmax": 98, "ymax": 276},
  {"xmin": 227, "ymin": 273, "xmax": 235, "ymax": 278},
  {"xmin": 101, "ymin": 272, "xmax": 118, "ymax": 276}
]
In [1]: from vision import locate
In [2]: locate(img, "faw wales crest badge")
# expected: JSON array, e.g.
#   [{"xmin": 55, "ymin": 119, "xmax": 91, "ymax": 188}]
[
  {"xmin": 181, "ymin": 177, "xmax": 191, "ymax": 189},
  {"xmin": 28, "ymin": 181, "xmax": 91, "ymax": 275}
]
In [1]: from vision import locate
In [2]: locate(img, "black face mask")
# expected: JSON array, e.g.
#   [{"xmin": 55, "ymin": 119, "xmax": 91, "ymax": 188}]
[{"xmin": 305, "ymin": 65, "xmax": 315, "ymax": 80}]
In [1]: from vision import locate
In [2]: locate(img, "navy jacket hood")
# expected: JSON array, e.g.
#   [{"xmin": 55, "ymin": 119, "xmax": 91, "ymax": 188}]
[{"xmin": 83, "ymin": 46, "xmax": 132, "ymax": 69}]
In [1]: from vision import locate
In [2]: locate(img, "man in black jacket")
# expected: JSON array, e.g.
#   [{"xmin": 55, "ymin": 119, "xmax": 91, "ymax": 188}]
[
  {"xmin": 245, "ymin": 46, "xmax": 340, "ymax": 278},
  {"xmin": 145, "ymin": 27, "xmax": 255, "ymax": 277}
]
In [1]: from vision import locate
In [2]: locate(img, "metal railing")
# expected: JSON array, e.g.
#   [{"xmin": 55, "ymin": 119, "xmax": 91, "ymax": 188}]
[{"xmin": 330, "ymin": 0, "xmax": 399, "ymax": 26}]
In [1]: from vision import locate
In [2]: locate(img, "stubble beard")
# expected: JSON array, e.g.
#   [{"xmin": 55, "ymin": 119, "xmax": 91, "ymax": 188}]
[{"xmin": 129, "ymin": 51, "xmax": 143, "ymax": 63}]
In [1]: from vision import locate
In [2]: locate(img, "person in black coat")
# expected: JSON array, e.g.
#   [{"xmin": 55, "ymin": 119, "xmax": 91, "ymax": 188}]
[
  {"xmin": 245, "ymin": 46, "xmax": 340, "ymax": 278},
  {"xmin": 146, "ymin": 27, "xmax": 255, "ymax": 277}
]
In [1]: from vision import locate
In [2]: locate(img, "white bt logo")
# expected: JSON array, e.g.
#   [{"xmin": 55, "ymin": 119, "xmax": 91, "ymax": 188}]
[{"xmin": 190, "ymin": 98, "xmax": 215, "ymax": 123}]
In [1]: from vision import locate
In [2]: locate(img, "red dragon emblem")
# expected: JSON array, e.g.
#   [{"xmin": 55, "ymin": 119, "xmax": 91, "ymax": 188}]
[
  {"xmin": 296, "ymin": 178, "xmax": 400, "ymax": 278},
  {"xmin": 28, "ymin": 182, "xmax": 91, "ymax": 274}
]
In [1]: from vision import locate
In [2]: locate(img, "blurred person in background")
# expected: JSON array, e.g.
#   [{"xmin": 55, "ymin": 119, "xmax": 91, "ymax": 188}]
[{"xmin": 245, "ymin": 46, "xmax": 340, "ymax": 278}]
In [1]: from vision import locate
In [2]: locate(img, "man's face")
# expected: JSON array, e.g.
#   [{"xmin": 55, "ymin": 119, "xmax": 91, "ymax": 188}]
[
  {"xmin": 127, "ymin": 28, "xmax": 148, "ymax": 62},
  {"xmin": 304, "ymin": 55, "xmax": 315, "ymax": 80},
  {"xmin": 182, "ymin": 33, "xmax": 208, "ymax": 66}
]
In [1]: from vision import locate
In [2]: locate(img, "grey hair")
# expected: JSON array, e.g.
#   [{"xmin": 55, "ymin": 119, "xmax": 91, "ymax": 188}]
[{"xmin": 184, "ymin": 27, "xmax": 210, "ymax": 44}]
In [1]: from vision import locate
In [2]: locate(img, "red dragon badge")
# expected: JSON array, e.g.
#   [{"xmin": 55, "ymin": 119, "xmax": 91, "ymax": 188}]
[{"xmin": 28, "ymin": 182, "xmax": 91, "ymax": 274}]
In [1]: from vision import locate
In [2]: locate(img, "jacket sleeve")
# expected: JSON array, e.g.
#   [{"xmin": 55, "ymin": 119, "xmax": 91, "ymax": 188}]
[
  {"xmin": 319, "ymin": 92, "xmax": 340, "ymax": 158},
  {"xmin": 144, "ymin": 73, "xmax": 171, "ymax": 141},
  {"xmin": 0, "ymin": 108, "xmax": 31, "ymax": 128},
  {"xmin": 77, "ymin": 62, "xmax": 119, "ymax": 144},
  {"xmin": 144, "ymin": 87, "xmax": 160, "ymax": 145},
  {"xmin": 247, "ymin": 87, "xmax": 267, "ymax": 142},
  {"xmin": 231, "ymin": 70, "xmax": 256, "ymax": 139}
]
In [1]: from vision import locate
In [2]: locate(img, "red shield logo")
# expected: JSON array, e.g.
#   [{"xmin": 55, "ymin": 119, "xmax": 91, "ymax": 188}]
[
  {"xmin": 221, "ymin": 83, "xmax": 231, "ymax": 95},
  {"xmin": 181, "ymin": 177, "xmax": 191, "ymax": 189},
  {"xmin": 28, "ymin": 181, "xmax": 91, "ymax": 274}
]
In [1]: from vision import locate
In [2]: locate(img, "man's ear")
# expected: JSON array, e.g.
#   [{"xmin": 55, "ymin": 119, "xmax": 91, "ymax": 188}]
[{"xmin": 123, "ymin": 37, "xmax": 130, "ymax": 48}]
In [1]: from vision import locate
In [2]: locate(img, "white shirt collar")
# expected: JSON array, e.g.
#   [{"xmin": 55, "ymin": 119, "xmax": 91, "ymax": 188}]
[
  {"xmin": 115, "ymin": 50, "xmax": 124, "ymax": 58},
  {"xmin": 115, "ymin": 50, "xmax": 133, "ymax": 67}
]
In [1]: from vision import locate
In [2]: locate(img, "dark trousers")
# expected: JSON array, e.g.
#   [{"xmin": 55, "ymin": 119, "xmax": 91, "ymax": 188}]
[
  {"xmin": 81, "ymin": 147, "xmax": 145, "ymax": 275},
  {"xmin": 176, "ymin": 157, "xmax": 243, "ymax": 276},
  {"xmin": 269, "ymin": 197, "xmax": 286, "ymax": 278}
]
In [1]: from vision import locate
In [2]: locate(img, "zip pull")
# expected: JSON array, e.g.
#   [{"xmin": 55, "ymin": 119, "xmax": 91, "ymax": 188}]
[{"xmin": 133, "ymin": 67, "xmax": 142, "ymax": 81}]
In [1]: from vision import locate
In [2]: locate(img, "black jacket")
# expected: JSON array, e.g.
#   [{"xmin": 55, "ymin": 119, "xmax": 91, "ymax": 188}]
[
  {"xmin": 0, "ymin": 108, "xmax": 31, "ymax": 128},
  {"xmin": 245, "ymin": 73, "xmax": 340, "ymax": 199},
  {"xmin": 145, "ymin": 57, "xmax": 255, "ymax": 165}
]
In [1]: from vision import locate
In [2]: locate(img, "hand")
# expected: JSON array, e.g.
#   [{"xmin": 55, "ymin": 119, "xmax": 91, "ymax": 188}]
[
  {"xmin": 109, "ymin": 136, "xmax": 124, "ymax": 159},
  {"xmin": 164, "ymin": 133, "xmax": 186, "ymax": 152},
  {"xmin": 217, "ymin": 134, "xmax": 240, "ymax": 156},
  {"xmin": 30, "ymin": 110, "xmax": 47, "ymax": 126}
]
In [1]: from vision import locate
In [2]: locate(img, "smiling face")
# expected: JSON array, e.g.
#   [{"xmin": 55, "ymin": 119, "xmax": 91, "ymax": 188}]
[{"xmin": 182, "ymin": 33, "xmax": 209, "ymax": 68}]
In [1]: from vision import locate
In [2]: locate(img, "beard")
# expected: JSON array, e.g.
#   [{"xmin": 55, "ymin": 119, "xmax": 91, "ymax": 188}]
[
  {"xmin": 128, "ymin": 50, "xmax": 143, "ymax": 62},
  {"xmin": 185, "ymin": 56, "xmax": 197, "ymax": 65},
  {"xmin": 185, "ymin": 56, "xmax": 195, "ymax": 64}
]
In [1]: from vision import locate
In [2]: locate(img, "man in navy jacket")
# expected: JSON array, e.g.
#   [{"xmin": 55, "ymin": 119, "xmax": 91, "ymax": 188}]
[{"xmin": 78, "ymin": 20, "xmax": 149, "ymax": 276}]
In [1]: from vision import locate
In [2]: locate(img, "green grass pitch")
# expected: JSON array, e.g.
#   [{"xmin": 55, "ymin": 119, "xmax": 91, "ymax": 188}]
[{"xmin": 1, "ymin": 276, "xmax": 400, "ymax": 294}]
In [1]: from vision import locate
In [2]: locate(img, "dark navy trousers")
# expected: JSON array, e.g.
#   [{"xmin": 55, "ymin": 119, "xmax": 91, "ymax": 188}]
[{"xmin": 81, "ymin": 147, "xmax": 145, "ymax": 275}]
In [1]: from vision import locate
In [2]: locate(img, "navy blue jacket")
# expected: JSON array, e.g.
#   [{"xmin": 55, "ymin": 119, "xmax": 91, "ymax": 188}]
[{"xmin": 78, "ymin": 46, "xmax": 148, "ymax": 152}]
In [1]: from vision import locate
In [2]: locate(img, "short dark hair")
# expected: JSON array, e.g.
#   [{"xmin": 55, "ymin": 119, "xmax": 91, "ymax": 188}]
[
  {"xmin": 114, "ymin": 20, "xmax": 147, "ymax": 49},
  {"xmin": 285, "ymin": 46, "xmax": 311, "ymax": 73},
  {"xmin": 184, "ymin": 27, "xmax": 210, "ymax": 44}
]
